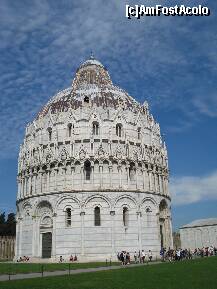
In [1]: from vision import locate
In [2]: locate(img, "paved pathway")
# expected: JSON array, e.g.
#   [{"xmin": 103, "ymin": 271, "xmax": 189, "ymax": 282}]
[{"xmin": 0, "ymin": 261, "xmax": 162, "ymax": 282}]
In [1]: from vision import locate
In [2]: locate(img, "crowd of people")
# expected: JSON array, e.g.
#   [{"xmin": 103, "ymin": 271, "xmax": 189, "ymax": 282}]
[
  {"xmin": 162, "ymin": 246, "xmax": 217, "ymax": 262},
  {"xmin": 17, "ymin": 256, "xmax": 30, "ymax": 262},
  {"xmin": 117, "ymin": 250, "xmax": 153, "ymax": 265},
  {"xmin": 117, "ymin": 246, "xmax": 217, "ymax": 265},
  {"xmin": 16, "ymin": 246, "xmax": 216, "ymax": 264},
  {"xmin": 59, "ymin": 255, "xmax": 78, "ymax": 262}
]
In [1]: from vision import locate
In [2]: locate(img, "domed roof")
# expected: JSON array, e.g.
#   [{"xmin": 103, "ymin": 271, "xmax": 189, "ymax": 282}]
[
  {"xmin": 180, "ymin": 218, "xmax": 217, "ymax": 229},
  {"xmin": 37, "ymin": 57, "xmax": 141, "ymax": 119},
  {"xmin": 79, "ymin": 55, "xmax": 104, "ymax": 68}
]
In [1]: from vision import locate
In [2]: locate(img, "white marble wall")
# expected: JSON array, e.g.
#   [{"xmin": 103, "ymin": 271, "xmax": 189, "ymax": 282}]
[
  {"xmin": 15, "ymin": 192, "xmax": 172, "ymax": 261},
  {"xmin": 180, "ymin": 225, "xmax": 217, "ymax": 249}
]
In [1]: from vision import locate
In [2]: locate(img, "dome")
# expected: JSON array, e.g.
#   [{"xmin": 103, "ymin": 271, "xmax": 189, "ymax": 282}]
[
  {"xmin": 79, "ymin": 57, "xmax": 104, "ymax": 68},
  {"xmin": 16, "ymin": 57, "xmax": 172, "ymax": 262},
  {"xmin": 37, "ymin": 57, "xmax": 140, "ymax": 119}
]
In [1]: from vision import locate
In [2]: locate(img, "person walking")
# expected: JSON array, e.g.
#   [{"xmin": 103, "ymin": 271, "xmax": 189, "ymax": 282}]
[
  {"xmin": 148, "ymin": 250, "xmax": 153, "ymax": 262},
  {"xmin": 134, "ymin": 251, "xmax": 138, "ymax": 264},
  {"xmin": 141, "ymin": 250, "xmax": 145, "ymax": 263}
]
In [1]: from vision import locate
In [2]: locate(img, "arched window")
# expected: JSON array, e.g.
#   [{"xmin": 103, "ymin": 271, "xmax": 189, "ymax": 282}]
[
  {"xmin": 129, "ymin": 163, "xmax": 135, "ymax": 181},
  {"xmin": 146, "ymin": 207, "xmax": 152, "ymax": 227},
  {"xmin": 48, "ymin": 128, "xmax": 52, "ymax": 141},
  {"xmin": 68, "ymin": 123, "xmax": 72, "ymax": 137},
  {"xmin": 116, "ymin": 124, "xmax": 122, "ymax": 137},
  {"xmin": 123, "ymin": 207, "xmax": 129, "ymax": 227},
  {"xmin": 93, "ymin": 122, "xmax": 99, "ymax": 136},
  {"xmin": 94, "ymin": 206, "xmax": 101, "ymax": 226},
  {"xmin": 84, "ymin": 160, "xmax": 91, "ymax": 181},
  {"xmin": 66, "ymin": 208, "xmax": 72, "ymax": 227},
  {"xmin": 138, "ymin": 127, "xmax": 141, "ymax": 140}
]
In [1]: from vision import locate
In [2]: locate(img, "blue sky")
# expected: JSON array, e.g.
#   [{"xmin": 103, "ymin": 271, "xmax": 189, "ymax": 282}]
[{"xmin": 0, "ymin": 0, "xmax": 216, "ymax": 230}]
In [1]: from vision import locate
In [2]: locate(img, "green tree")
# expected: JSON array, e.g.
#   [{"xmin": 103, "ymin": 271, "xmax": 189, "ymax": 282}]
[
  {"xmin": 0, "ymin": 212, "xmax": 5, "ymax": 224},
  {"xmin": 6, "ymin": 213, "xmax": 15, "ymax": 224},
  {"xmin": 0, "ymin": 212, "xmax": 16, "ymax": 236}
]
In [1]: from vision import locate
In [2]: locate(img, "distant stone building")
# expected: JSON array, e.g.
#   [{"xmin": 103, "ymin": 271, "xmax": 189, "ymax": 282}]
[
  {"xmin": 15, "ymin": 56, "xmax": 173, "ymax": 261},
  {"xmin": 173, "ymin": 232, "xmax": 181, "ymax": 249},
  {"xmin": 180, "ymin": 218, "xmax": 217, "ymax": 249},
  {"xmin": 0, "ymin": 236, "xmax": 15, "ymax": 260}
]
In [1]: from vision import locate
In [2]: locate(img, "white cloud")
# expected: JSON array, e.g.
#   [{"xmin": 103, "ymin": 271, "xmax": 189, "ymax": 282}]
[
  {"xmin": 170, "ymin": 170, "xmax": 217, "ymax": 206},
  {"xmin": 192, "ymin": 93, "xmax": 217, "ymax": 118}
]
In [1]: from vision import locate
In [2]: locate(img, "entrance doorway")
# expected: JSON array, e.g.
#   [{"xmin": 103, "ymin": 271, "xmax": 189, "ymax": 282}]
[{"xmin": 42, "ymin": 232, "xmax": 52, "ymax": 258}]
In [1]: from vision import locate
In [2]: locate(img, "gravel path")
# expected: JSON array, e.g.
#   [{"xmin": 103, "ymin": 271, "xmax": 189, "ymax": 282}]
[{"xmin": 0, "ymin": 261, "xmax": 162, "ymax": 282}]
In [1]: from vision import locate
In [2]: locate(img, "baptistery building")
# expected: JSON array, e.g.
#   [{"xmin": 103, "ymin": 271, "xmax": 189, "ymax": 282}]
[{"xmin": 15, "ymin": 56, "xmax": 173, "ymax": 261}]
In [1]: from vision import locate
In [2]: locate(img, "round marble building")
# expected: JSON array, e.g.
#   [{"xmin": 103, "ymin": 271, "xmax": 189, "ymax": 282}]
[{"xmin": 15, "ymin": 57, "xmax": 173, "ymax": 261}]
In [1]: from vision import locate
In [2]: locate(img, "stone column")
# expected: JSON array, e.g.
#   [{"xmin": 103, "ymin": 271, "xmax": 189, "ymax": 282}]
[
  {"xmin": 18, "ymin": 218, "xmax": 23, "ymax": 257},
  {"xmin": 99, "ymin": 162, "xmax": 103, "ymax": 188},
  {"xmin": 54, "ymin": 166, "xmax": 58, "ymax": 190},
  {"xmin": 81, "ymin": 164, "xmax": 84, "ymax": 189},
  {"xmin": 135, "ymin": 165, "xmax": 138, "ymax": 189},
  {"xmin": 32, "ymin": 216, "xmax": 37, "ymax": 257},
  {"xmin": 52, "ymin": 213, "xmax": 57, "ymax": 258},
  {"xmin": 15, "ymin": 220, "xmax": 19, "ymax": 258},
  {"xmin": 126, "ymin": 164, "xmax": 130, "ymax": 188},
  {"xmin": 80, "ymin": 211, "xmax": 85, "ymax": 256},
  {"xmin": 110, "ymin": 211, "xmax": 115, "ymax": 258},
  {"xmin": 154, "ymin": 172, "xmax": 158, "ymax": 192},
  {"xmin": 69, "ymin": 142, "xmax": 72, "ymax": 157},
  {"xmin": 169, "ymin": 217, "xmax": 173, "ymax": 249},
  {"xmin": 109, "ymin": 164, "xmax": 112, "ymax": 188},
  {"xmin": 159, "ymin": 174, "xmax": 163, "ymax": 194},
  {"xmin": 22, "ymin": 177, "xmax": 25, "ymax": 197},
  {"xmin": 21, "ymin": 178, "xmax": 24, "ymax": 199},
  {"xmin": 23, "ymin": 177, "xmax": 26, "ymax": 197},
  {"xmin": 33, "ymin": 173, "xmax": 37, "ymax": 195},
  {"xmin": 91, "ymin": 162, "xmax": 94, "ymax": 185},
  {"xmin": 108, "ymin": 141, "xmax": 112, "ymax": 156},
  {"xmin": 142, "ymin": 168, "xmax": 146, "ymax": 190},
  {"xmin": 39, "ymin": 168, "xmax": 43, "ymax": 194},
  {"xmin": 25, "ymin": 176, "xmax": 28, "ymax": 197},
  {"xmin": 148, "ymin": 169, "xmax": 152, "ymax": 191},
  {"xmin": 47, "ymin": 167, "xmax": 51, "ymax": 192},
  {"xmin": 118, "ymin": 164, "xmax": 122, "ymax": 188},
  {"xmin": 19, "ymin": 178, "xmax": 22, "ymax": 199},
  {"xmin": 71, "ymin": 165, "xmax": 75, "ymax": 189},
  {"xmin": 137, "ymin": 211, "xmax": 142, "ymax": 251},
  {"xmin": 161, "ymin": 175, "xmax": 165, "ymax": 194},
  {"xmin": 63, "ymin": 165, "xmax": 67, "ymax": 189},
  {"xmin": 29, "ymin": 173, "xmax": 33, "ymax": 195},
  {"xmin": 17, "ymin": 177, "xmax": 21, "ymax": 199},
  {"xmin": 153, "ymin": 172, "xmax": 157, "ymax": 192},
  {"xmin": 72, "ymin": 141, "xmax": 75, "ymax": 157}
]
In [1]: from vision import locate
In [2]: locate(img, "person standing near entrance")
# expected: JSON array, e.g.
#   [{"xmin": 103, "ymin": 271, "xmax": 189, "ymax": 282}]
[
  {"xmin": 134, "ymin": 251, "xmax": 138, "ymax": 263},
  {"xmin": 141, "ymin": 250, "xmax": 145, "ymax": 263},
  {"xmin": 148, "ymin": 250, "xmax": 153, "ymax": 262}
]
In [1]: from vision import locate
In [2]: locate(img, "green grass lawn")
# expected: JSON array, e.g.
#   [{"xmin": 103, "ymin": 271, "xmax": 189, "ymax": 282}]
[
  {"xmin": 0, "ymin": 261, "xmax": 119, "ymax": 275},
  {"xmin": 0, "ymin": 257, "xmax": 217, "ymax": 289}
]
